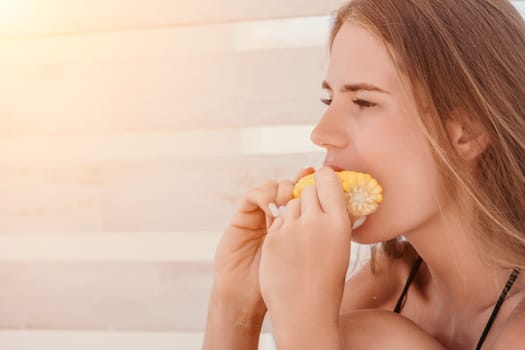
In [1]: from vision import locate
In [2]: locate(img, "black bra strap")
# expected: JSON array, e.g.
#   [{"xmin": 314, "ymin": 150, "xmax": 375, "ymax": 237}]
[
  {"xmin": 475, "ymin": 268, "xmax": 521, "ymax": 350},
  {"xmin": 393, "ymin": 256, "xmax": 423, "ymax": 313}
]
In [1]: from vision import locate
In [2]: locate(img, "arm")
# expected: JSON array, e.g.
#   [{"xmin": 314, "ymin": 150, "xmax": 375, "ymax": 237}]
[
  {"xmin": 270, "ymin": 310, "xmax": 447, "ymax": 350},
  {"xmin": 259, "ymin": 168, "xmax": 351, "ymax": 350},
  {"xmin": 201, "ymin": 168, "xmax": 315, "ymax": 350},
  {"xmin": 339, "ymin": 310, "xmax": 446, "ymax": 350},
  {"xmin": 201, "ymin": 292, "xmax": 267, "ymax": 350}
]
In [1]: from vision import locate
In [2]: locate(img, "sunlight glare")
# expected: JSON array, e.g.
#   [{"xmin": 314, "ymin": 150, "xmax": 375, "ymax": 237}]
[{"xmin": 0, "ymin": 0, "xmax": 35, "ymax": 33}]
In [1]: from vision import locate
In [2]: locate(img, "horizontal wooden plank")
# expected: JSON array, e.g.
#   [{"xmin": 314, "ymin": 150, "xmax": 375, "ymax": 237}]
[
  {"xmin": 0, "ymin": 232, "xmax": 367, "ymax": 264},
  {"xmin": 0, "ymin": 256, "xmax": 367, "ymax": 330},
  {"xmin": 3, "ymin": 1, "xmax": 523, "ymax": 63},
  {"xmin": 0, "ymin": 154, "xmax": 323, "ymax": 233},
  {"xmin": 0, "ymin": 232, "xmax": 221, "ymax": 262},
  {"xmin": 0, "ymin": 262, "xmax": 281, "ymax": 332},
  {"xmin": 0, "ymin": 262, "xmax": 216, "ymax": 331},
  {"xmin": 0, "ymin": 331, "xmax": 277, "ymax": 350},
  {"xmin": 0, "ymin": 48, "xmax": 328, "ymax": 135},
  {"xmin": 0, "ymin": 17, "xmax": 330, "ymax": 63},
  {"xmin": 0, "ymin": 0, "xmax": 344, "ymax": 38},
  {"xmin": 0, "ymin": 126, "xmax": 320, "ymax": 162},
  {"xmin": 1, "ymin": 1, "xmax": 521, "ymax": 40},
  {"xmin": 1, "ymin": 1, "xmax": 522, "ymax": 40}
]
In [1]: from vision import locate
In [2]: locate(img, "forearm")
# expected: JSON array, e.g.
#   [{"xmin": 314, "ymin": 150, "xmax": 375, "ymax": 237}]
[{"xmin": 202, "ymin": 294, "xmax": 267, "ymax": 350}]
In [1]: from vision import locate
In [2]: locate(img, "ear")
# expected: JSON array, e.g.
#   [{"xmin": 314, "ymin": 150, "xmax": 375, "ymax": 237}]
[{"xmin": 445, "ymin": 114, "xmax": 491, "ymax": 161}]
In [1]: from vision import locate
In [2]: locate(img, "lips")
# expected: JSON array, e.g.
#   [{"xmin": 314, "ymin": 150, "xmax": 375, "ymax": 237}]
[{"xmin": 322, "ymin": 162, "xmax": 346, "ymax": 172}]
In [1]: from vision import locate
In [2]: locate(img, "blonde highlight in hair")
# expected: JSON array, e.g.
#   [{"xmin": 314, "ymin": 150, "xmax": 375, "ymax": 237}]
[{"xmin": 330, "ymin": 0, "xmax": 525, "ymax": 270}]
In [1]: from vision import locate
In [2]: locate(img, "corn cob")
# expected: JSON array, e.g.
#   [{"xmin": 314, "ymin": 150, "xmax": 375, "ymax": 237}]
[{"xmin": 292, "ymin": 171, "xmax": 383, "ymax": 220}]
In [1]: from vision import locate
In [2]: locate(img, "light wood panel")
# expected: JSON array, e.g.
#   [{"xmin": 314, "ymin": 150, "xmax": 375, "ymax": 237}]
[
  {"xmin": 0, "ymin": 255, "xmax": 366, "ymax": 330},
  {"xmin": 0, "ymin": 153, "xmax": 322, "ymax": 233},
  {"xmin": 0, "ymin": 0, "xmax": 346, "ymax": 38},
  {"xmin": 0, "ymin": 17, "xmax": 330, "ymax": 63},
  {"xmin": 0, "ymin": 262, "xmax": 279, "ymax": 332},
  {"xmin": 0, "ymin": 126, "xmax": 320, "ymax": 162},
  {"xmin": 0, "ymin": 232, "xmax": 366, "ymax": 264},
  {"xmin": 0, "ymin": 331, "xmax": 277, "ymax": 350},
  {"xmin": 2, "ymin": 0, "xmax": 520, "ymax": 39},
  {"xmin": 0, "ymin": 0, "xmax": 353, "ymax": 340},
  {"xmin": 0, "ymin": 232, "xmax": 221, "ymax": 262},
  {"xmin": 0, "ymin": 262, "xmax": 222, "ymax": 331},
  {"xmin": 0, "ymin": 48, "xmax": 328, "ymax": 136},
  {"xmin": 1, "ymin": 0, "xmax": 521, "ymax": 40}
]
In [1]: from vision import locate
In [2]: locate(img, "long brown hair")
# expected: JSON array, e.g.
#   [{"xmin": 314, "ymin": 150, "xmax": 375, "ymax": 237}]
[{"xmin": 329, "ymin": 0, "xmax": 525, "ymax": 271}]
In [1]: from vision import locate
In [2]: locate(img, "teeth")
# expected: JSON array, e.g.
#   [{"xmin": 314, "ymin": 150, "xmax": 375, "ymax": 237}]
[{"xmin": 352, "ymin": 216, "xmax": 366, "ymax": 230}]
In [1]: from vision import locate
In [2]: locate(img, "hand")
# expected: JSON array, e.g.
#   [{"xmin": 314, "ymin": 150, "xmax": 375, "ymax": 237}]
[
  {"xmin": 211, "ymin": 167, "xmax": 315, "ymax": 315},
  {"xmin": 259, "ymin": 167, "xmax": 352, "ymax": 328}
]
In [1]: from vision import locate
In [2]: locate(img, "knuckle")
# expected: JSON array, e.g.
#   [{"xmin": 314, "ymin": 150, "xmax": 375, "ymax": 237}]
[
  {"xmin": 261, "ymin": 180, "xmax": 278, "ymax": 189},
  {"xmin": 252, "ymin": 180, "xmax": 277, "ymax": 194},
  {"xmin": 276, "ymin": 181, "xmax": 294, "ymax": 203},
  {"xmin": 277, "ymin": 179, "xmax": 294, "ymax": 192},
  {"xmin": 278, "ymin": 179, "xmax": 294, "ymax": 187},
  {"xmin": 295, "ymin": 167, "xmax": 314, "ymax": 181},
  {"xmin": 287, "ymin": 198, "xmax": 300, "ymax": 207},
  {"xmin": 244, "ymin": 188, "xmax": 272, "ymax": 207}
]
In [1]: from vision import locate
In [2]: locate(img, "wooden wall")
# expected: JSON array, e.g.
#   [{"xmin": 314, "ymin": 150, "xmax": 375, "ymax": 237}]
[
  {"xmin": 1, "ymin": 1, "xmax": 523, "ymax": 349},
  {"xmin": 0, "ymin": 0, "xmax": 346, "ymax": 349}
]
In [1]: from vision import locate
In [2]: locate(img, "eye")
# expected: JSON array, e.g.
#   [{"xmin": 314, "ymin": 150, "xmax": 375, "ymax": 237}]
[
  {"xmin": 353, "ymin": 99, "xmax": 376, "ymax": 108},
  {"xmin": 320, "ymin": 97, "xmax": 333, "ymax": 106},
  {"xmin": 320, "ymin": 89, "xmax": 333, "ymax": 106}
]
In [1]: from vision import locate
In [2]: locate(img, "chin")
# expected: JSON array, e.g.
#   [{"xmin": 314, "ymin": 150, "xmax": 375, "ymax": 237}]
[{"xmin": 350, "ymin": 212, "xmax": 403, "ymax": 245}]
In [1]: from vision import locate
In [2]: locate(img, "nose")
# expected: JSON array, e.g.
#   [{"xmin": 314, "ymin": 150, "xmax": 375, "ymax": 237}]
[{"xmin": 310, "ymin": 109, "xmax": 349, "ymax": 149}]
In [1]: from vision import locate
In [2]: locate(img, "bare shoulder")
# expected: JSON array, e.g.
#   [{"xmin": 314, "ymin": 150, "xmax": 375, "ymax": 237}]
[
  {"xmin": 340, "ymin": 241, "xmax": 421, "ymax": 314},
  {"xmin": 339, "ymin": 309, "xmax": 445, "ymax": 350},
  {"xmin": 490, "ymin": 298, "xmax": 525, "ymax": 350}
]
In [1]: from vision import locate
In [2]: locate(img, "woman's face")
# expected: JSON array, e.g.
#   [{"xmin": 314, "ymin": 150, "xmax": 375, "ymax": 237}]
[{"xmin": 311, "ymin": 22, "xmax": 442, "ymax": 243}]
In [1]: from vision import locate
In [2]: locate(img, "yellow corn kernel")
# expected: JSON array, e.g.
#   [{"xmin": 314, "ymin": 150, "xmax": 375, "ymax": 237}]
[{"xmin": 292, "ymin": 171, "xmax": 383, "ymax": 218}]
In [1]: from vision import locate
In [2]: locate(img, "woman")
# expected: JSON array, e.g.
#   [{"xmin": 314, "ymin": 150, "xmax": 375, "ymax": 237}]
[{"xmin": 202, "ymin": 0, "xmax": 525, "ymax": 349}]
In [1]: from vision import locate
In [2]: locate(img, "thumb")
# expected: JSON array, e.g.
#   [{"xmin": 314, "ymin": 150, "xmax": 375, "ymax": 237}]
[{"xmin": 315, "ymin": 167, "xmax": 347, "ymax": 215}]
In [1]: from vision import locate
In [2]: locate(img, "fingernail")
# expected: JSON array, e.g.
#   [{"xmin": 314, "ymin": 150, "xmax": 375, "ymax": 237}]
[
  {"xmin": 352, "ymin": 216, "xmax": 366, "ymax": 230},
  {"xmin": 278, "ymin": 206, "xmax": 286, "ymax": 217},
  {"xmin": 268, "ymin": 203, "xmax": 280, "ymax": 218}
]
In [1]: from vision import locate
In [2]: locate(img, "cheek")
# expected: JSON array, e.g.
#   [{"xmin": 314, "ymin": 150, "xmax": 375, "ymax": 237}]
[{"xmin": 351, "ymin": 123, "xmax": 442, "ymax": 243}]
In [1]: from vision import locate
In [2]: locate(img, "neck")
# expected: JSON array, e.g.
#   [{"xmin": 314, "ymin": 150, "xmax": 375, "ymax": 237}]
[{"xmin": 404, "ymin": 209, "xmax": 518, "ymax": 315}]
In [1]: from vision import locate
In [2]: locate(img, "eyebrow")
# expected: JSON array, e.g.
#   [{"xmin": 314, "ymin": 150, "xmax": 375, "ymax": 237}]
[{"xmin": 322, "ymin": 80, "xmax": 390, "ymax": 94}]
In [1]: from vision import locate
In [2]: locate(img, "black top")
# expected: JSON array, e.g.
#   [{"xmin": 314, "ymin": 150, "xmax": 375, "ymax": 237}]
[{"xmin": 393, "ymin": 256, "xmax": 520, "ymax": 350}]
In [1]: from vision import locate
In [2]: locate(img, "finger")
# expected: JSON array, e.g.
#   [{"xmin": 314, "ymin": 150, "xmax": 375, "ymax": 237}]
[
  {"xmin": 284, "ymin": 198, "xmax": 301, "ymax": 221},
  {"xmin": 238, "ymin": 181, "xmax": 279, "ymax": 228},
  {"xmin": 268, "ymin": 216, "xmax": 284, "ymax": 233},
  {"xmin": 239, "ymin": 181, "xmax": 278, "ymax": 216},
  {"xmin": 315, "ymin": 167, "xmax": 347, "ymax": 214},
  {"xmin": 275, "ymin": 179, "xmax": 295, "ymax": 207},
  {"xmin": 300, "ymin": 185, "xmax": 322, "ymax": 214},
  {"xmin": 294, "ymin": 166, "xmax": 316, "ymax": 182}
]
